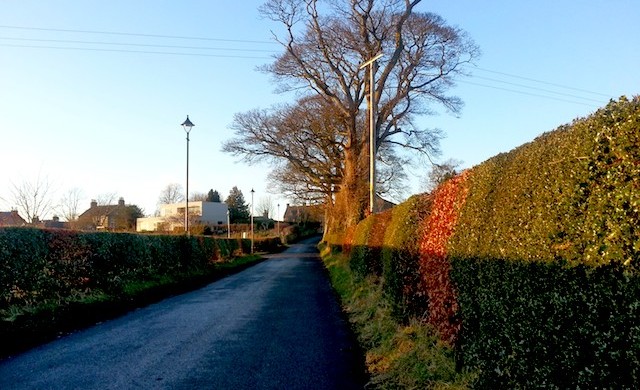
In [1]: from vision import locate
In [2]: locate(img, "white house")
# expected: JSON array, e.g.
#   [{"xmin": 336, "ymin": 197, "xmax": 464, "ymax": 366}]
[{"xmin": 136, "ymin": 201, "xmax": 228, "ymax": 232}]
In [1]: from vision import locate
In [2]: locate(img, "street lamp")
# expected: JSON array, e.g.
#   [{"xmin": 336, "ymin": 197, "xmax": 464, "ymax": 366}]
[
  {"xmin": 227, "ymin": 208, "xmax": 231, "ymax": 239},
  {"xmin": 360, "ymin": 53, "xmax": 383, "ymax": 214},
  {"xmin": 250, "ymin": 188, "xmax": 255, "ymax": 253},
  {"xmin": 181, "ymin": 115, "xmax": 194, "ymax": 234},
  {"xmin": 277, "ymin": 203, "xmax": 280, "ymax": 237}
]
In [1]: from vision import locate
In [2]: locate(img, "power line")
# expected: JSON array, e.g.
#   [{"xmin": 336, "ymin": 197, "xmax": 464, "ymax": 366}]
[
  {"xmin": 469, "ymin": 75, "xmax": 606, "ymax": 104},
  {"xmin": 0, "ymin": 43, "xmax": 272, "ymax": 59},
  {"xmin": 0, "ymin": 24, "xmax": 615, "ymax": 105},
  {"xmin": 0, "ymin": 24, "xmax": 277, "ymax": 45},
  {"xmin": 473, "ymin": 66, "xmax": 611, "ymax": 98},
  {"xmin": 458, "ymin": 79, "xmax": 603, "ymax": 107},
  {"xmin": 0, "ymin": 36, "xmax": 277, "ymax": 53}
]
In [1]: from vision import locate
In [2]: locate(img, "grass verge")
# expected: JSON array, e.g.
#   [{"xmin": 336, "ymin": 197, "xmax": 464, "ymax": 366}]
[
  {"xmin": 0, "ymin": 254, "xmax": 264, "ymax": 359},
  {"xmin": 319, "ymin": 244, "xmax": 477, "ymax": 389}
]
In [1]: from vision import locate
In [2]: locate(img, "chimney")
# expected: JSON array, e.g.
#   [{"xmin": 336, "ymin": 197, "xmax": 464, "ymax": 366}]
[
  {"xmin": 90, "ymin": 200, "xmax": 98, "ymax": 208},
  {"xmin": 118, "ymin": 197, "xmax": 125, "ymax": 207},
  {"xmin": 53, "ymin": 216, "xmax": 59, "ymax": 222}
]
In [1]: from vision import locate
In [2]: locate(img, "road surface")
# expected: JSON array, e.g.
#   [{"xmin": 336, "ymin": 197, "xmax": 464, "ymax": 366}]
[{"xmin": 0, "ymin": 237, "xmax": 365, "ymax": 389}]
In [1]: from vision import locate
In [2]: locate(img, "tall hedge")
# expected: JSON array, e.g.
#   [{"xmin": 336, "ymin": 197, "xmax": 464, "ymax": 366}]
[
  {"xmin": 452, "ymin": 258, "xmax": 640, "ymax": 388},
  {"xmin": 0, "ymin": 228, "xmax": 262, "ymax": 311},
  {"xmin": 330, "ymin": 96, "xmax": 640, "ymax": 387},
  {"xmin": 448, "ymin": 96, "xmax": 640, "ymax": 387},
  {"xmin": 349, "ymin": 211, "xmax": 392, "ymax": 279},
  {"xmin": 449, "ymin": 96, "xmax": 639, "ymax": 267}
]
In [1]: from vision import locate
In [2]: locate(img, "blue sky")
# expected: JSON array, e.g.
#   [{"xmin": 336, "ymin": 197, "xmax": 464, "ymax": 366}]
[{"xmin": 1, "ymin": 1, "xmax": 638, "ymax": 220}]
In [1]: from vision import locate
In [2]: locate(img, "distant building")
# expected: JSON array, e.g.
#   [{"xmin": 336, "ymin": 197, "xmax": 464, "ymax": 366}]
[
  {"xmin": 136, "ymin": 201, "xmax": 228, "ymax": 232},
  {"xmin": 283, "ymin": 204, "xmax": 324, "ymax": 224},
  {"xmin": 77, "ymin": 198, "xmax": 142, "ymax": 231},
  {"xmin": 374, "ymin": 196, "xmax": 396, "ymax": 212},
  {"xmin": 34, "ymin": 216, "xmax": 68, "ymax": 229},
  {"xmin": 0, "ymin": 210, "xmax": 27, "ymax": 227},
  {"xmin": 282, "ymin": 196, "xmax": 394, "ymax": 225}
]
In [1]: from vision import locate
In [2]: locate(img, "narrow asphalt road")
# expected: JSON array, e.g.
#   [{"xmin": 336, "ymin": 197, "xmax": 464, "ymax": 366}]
[{"xmin": 0, "ymin": 237, "xmax": 365, "ymax": 389}]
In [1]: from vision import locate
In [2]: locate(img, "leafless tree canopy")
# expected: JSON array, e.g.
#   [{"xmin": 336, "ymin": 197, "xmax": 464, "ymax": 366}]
[
  {"xmin": 10, "ymin": 175, "xmax": 55, "ymax": 223},
  {"xmin": 96, "ymin": 192, "xmax": 118, "ymax": 206},
  {"xmin": 256, "ymin": 195, "xmax": 275, "ymax": 218},
  {"xmin": 422, "ymin": 157, "xmax": 463, "ymax": 193},
  {"xmin": 226, "ymin": 96, "xmax": 346, "ymax": 203},
  {"xmin": 58, "ymin": 187, "xmax": 84, "ymax": 222},
  {"xmin": 226, "ymin": 0, "xmax": 479, "ymax": 227},
  {"xmin": 189, "ymin": 192, "xmax": 208, "ymax": 202},
  {"xmin": 158, "ymin": 183, "xmax": 185, "ymax": 205},
  {"xmin": 260, "ymin": 0, "xmax": 478, "ymax": 144}
]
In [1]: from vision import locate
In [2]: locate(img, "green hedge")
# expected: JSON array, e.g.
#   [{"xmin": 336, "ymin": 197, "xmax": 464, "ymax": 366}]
[
  {"xmin": 326, "ymin": 96, "xmax": 640, "ymax": 388},
  {"xmin": 349, "ymin": 215, "xmax": 379, "ymax": 278},
  {"xmin": 449, "ymin": 97, "xmax": 639, "ymax": 267},
  {"xmin": 0, "ymin": 228, "xmax": 256, "ymax": 311},
  {"xmin": 452, "ymin": 258, "xmax": 640, "ymax": 388},
  {"xmin": 448, "ymin": 96, "xmax": 640, "ymax": 386},
  {"xmin": 381, "ymin": 194, "xmax": 432, "ymax": 321}
]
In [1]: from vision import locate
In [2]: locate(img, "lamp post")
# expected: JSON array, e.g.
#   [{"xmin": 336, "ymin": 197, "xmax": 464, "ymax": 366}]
[
  {"xmin": 277, "ymin": 203, "xmax": 280, "ymax": 237},
  {"xmin": 181, "ymin": 115, "xmax": 194, "ymax": 234},
  {"xmin": 359, "ymin": 53, "xmax": 383, "ymax": 214},
  {"xmin": 227, "ymin": 208, "xmax": 230, "ymax": 239},
  {"xmin": 250, "ymin": 188, "xmax": 255, "ymax": 254}
]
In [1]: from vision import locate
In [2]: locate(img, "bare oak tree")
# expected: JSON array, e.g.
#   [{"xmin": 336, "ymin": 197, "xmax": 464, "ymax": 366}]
[
  {"xmin": 10, "ymin": 174, "xmax": 55, "ymax": 223},
  {"xmin": 158, "ymin": 183, "xmax": 185, "ymax": 205},
  {"xmin": 96, "ymin": 192, "xmax": 118, "ymax": 206},
  {"xmin": 256, "ymin": 195, "xmax": 275, "ymax": 218},
  {"xmin": 189, "ymin": 192, "xmax": 208, "ymax": 202},
  {"xmin": 422, "ymin": 158, "xmax": 463, "ymax": 193},
  {"xmin": 225, "ymin": 0, "xmax": 479, "ymax": 232},
  {"xmin": 58, "ymin": 187, "xmax": 84, "ymax": 222},
  {"xmin": 227, "ymin": 96, "xmax": 345, "ymax": 204}
]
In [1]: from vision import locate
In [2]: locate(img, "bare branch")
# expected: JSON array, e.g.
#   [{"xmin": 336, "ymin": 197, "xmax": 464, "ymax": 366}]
[{"xmin": 10, "ymin": 174, "xmax": 55, "ymax": 223}]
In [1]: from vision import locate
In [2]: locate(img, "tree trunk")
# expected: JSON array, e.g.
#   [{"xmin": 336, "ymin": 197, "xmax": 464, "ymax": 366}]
[{"xmin": 326, "ymin": 141, "xmax": 369, "ymax": 239}]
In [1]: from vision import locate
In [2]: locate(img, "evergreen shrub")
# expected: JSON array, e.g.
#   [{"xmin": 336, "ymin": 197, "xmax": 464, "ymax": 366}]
[
  {"xmin": 381, "ymin": 194, "xmax": 432, "ymax": 321},
  {"xmin": 331, "ymin": 96, "xmax": 640, "ymax": 387},
  {"xmin": 350, "ymin": 216, "xmax": 379, "ymax": 278},
  {"xmin": 448, "ymin": 97, "xmax": 640, "ymax": 386},
  {"xmin": 0, "ymin": 228, "xmax": 255, "ymax": 311}
]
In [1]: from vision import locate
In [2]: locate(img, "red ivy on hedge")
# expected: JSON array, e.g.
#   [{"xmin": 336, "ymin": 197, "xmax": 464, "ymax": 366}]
[
  {"xmin": 419, "ymin": 170, "xmax": 470, "ymax": 345},
  {"xmin": 342, "ymin": 225, "xmax": 357, "ymax": 255}
]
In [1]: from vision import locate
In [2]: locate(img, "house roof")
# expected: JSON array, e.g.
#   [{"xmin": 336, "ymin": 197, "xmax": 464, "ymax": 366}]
[
  {"xmin": 76, "ymin": 198, "xmax": 141, "ymax": 231},
  {"xmin": 283, "ymin": 204, "xmax": 323, "ymax": 223},
  {"xmin": 375, "ymin": 196, "xmax": 396, "ymax": 212},
  {"xmin": 0, "ymin": 211, "xmax": 27, "ymax": 226},
  {"xmin": 78, "ymin": 198, "xmax": 130, "ymax": 219}
]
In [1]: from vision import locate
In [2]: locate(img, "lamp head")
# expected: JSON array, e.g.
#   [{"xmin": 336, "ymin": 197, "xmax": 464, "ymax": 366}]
[{"xmin": 181, "ymin": 115, "xmax": 195, "ymax": 133}]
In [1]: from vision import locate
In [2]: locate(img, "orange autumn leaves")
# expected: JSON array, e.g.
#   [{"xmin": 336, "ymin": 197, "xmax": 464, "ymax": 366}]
[
  {"xmin": 337, "ymin": 170, "xmax": 472, "ymax": 345},
  {"xmin": 419, "ymin": 170, "xmax": 470, "ymax": 345}
]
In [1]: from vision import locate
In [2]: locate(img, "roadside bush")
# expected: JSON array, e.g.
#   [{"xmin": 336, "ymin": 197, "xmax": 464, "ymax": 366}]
[
  {"xmin": 0, "ymin": 228, "xmax": 48, "ymax": 308},
  {"xmin": 281, "ymin": 222, "xmax": 322, "ymax": 244},
  {"xmin": 350, "ymin": 216, "xmax": 378, "ymax": 278},
  {"xmin": 42, "ymin": 229, "xmax": 92, "ymax": 301},
  {"xmin": 447, "ymin": 96, "xmax": 640, "ymax": 386},
  {"xmin": 381, "ymin": 194, "xmax": 432, "ymax": 322},
  {"xmin": 449, "ymin": 96, "xmax": 639, "ymax": 268},
  {"xmin": 451, "ymin": 258, "xmax": 640, "ymax": 388},
  {"xmin": 327, "ymin": 97, "xmax": 640, "ymax": 387},
  {"xmin": 215, "ymin": 238, "xmax": 243, "ymax": 258},
  {"xmin": 254, "ymin": 237, "xmax": 285, "ymax": 253},
  {"xmin": 0, "ymin": 229, "xmax": 256, "ymax": 312},
  {"xmin": 419, "ymin": 171, "xmax": 470, "ymax": 345}
]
